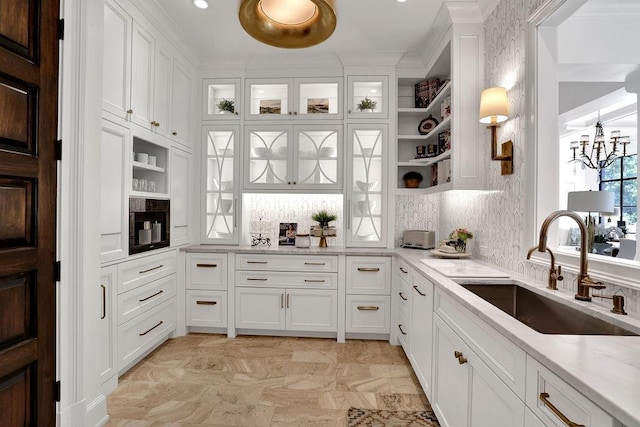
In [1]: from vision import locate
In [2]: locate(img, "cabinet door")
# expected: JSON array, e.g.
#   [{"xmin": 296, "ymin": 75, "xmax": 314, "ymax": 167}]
[
  {"xmin": 286, "ymin": 289, "xmax": 337, "ymax": 332},
  {"xmin": 130, "ymin": 22, "xmax": 155, "ymax": 128},
  {"xmin": 410, "ymin": 275, "xmax": 433, "ymax": 396},
  {"xmin": 170, "ymin": 58, "xmax": 193, "ymax": 145},
  {"xmin": 170, "ymin": 146, "xmax": 191, "ymax": 247},
  {"xmin": 235, "ymin": 287, "xmax": 285, "ymax": 330},
  {"xmin": 245, "ymin": 78, "xmax": 291, "ymax": 120},
  {"xmin": 202, "ymin": 78, "xmax": 241, "ymax": 120},
  {"xmin": 99, "ymin": 266, "xmax": 118, "ymax": 389},
  {"xmin": 293, "ymin": 124, "xmax": 342, "ymax": 190},
  {"xmin": 203, "ymin": 125, "xmax": 240, "ymax": 244},
  {"xmin": 152, "ymin": 44, "xmax": 172, "ymax": 138},
  {"xmin": 346, "ymin": 124, "xmax": 387, "ymax": 247},
  {"xmin": 295, "ymin": 77, "xmax": 343, "ymax": 119},
  {"xmin": 102, "ymin": 0, "xmax": 132, "ymax": 120},
  {"xmin": 244, "ymin": 125, "xmax": 291, "ymax": 189},
  {"xmin": 100, "ymin": 118, "xmax": 129, "ymax": 263},
  {"xmin": 347, "ymin": 75, "xmax": 388, "ymax": 119}
]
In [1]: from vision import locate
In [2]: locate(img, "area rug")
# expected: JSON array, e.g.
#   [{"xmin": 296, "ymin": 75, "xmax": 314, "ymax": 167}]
[{"xmin": 347, "ymin": 407, "xmax": 440, "ymax": 427}]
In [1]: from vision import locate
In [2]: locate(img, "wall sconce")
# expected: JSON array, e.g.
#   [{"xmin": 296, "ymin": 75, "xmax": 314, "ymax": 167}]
[{"xmin": 479, "ymin": 87, "xmax": 513, "ymax": 175}]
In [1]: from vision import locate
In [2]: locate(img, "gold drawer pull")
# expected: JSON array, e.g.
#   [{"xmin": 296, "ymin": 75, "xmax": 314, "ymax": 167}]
[
  {"xmin": 139, "ymin": 321, "xmax": 163, "ymax": 336},
  {"xmin": 413, "ymin": 285, "xmax": 426, "ymax": 296},
  {"xmin": 100, "ymin": 284, "xmax": 106, "ymax": 320},
  {"xmin": 247, "ymin": 278, "xmax": 268, "ymax": 281},
  {"xmin": 399, "ymin": 267, "xmax": 408, "ymax": 274},
  {"xmin": 247, "ymin": 260, "xmax": 268, "ymax": 264},
  {"xmin": 139, "ymin": 264, "xmax": 163, "ymax": 274},
  {"xmin": 305, "ymin": 262, "xmax": 326, "ymax": 266},
  {"xmin": 398, "ymin": 324, "xmax": 406, "ymax": 335},
  {"xmin": 304, "ymin": 279, "xmax": 325, "ymax": 283},
  {"xmin": 539, "ymin": 393, "xmax": 585, "ymax": 427},
  {"xmin": 196, "ymin": 263, "xmax": 217, "ymax": 268},
  {"xmin": 196, "ymin": 300, "xmax": 217, "ymax": 305},
  {"xmin": 357, "ymin": 267, "xmax": 380, "ymax": 272},
  {"xmin": 139, "ymin": 289, "xmax": 163, "ymax": 302},
  {"xmin": 399, "ymin": 292, "xmax": 407, "ymax": 301},
  {"xmin": 357, "ymin": 306, "xmax": 379, "ymax": 311},
  {"xmin": 454, "ymin": 350, "xmax": 468, "ymax": 365}
]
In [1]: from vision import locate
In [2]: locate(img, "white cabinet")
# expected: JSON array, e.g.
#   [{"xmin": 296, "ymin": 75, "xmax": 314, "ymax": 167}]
[
  {"xmin": 409, "ymin": 274, "xmax": 433, "ymax": 396},
  {"xmin": 345, "ymin": 256, "xmax": 392, "ymax": 335},
  {"xmin": 202, "ymin": 125, "xmax": 240, "ymax": 244},
  {"xmin": 202, "ymin": 78, "xmax": 241, "ymax": 120},
  {"xmin": 102, "ymin": 0, "xmax": 132, "ymax": 120},
  {"xmin": 170, "ymin": 145, "xmax": 191, "ymax": 246},
  {"xmin": 170, "ymin": 58, "xmax": 193, "ymax": 145},
  {"xmin": 185, "ymin": 253, "xmax": 228, "ymax": 329},
  {"xmin": 130, "ymin": 22, "xmax": 155, "ymax": 129},
  {"xmin": 100, "ymin": 118, "xmax": 129, "ymax": 263},
  {"xmin": 244, "ymin": 124, "xmax": 343, "ymax": 191},
  {"xmin": 131, "ymin": 134, "xmax": 169, "ymax": 197},
  {"xmin": 98, "ymin": 266, "xmax": 118, "ymax": 393},
  {"xmin": 347, "ymin": 75, "xmax": 389, "ymax": 119},
  {"xmin": 152, "ymin": 44, "xmax": 172, "ymax": 139},
  {"xmin": 346, "ymin": 124, "xmax": 387, "ymax": 247},
  {"xmin": 245, "ymin": 77, "xmax": 343, "ymax": 121},
  {"xmin": 394, "ymin": 259, "xmax": 413, "ymax": 352}
]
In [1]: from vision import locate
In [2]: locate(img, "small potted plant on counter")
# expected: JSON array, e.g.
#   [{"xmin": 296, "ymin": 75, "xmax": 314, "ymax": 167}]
[
  {"xmin": 217, "ymin": 98, "xmax": 235, "ymax": 114},
  {"xmin": 311, "ymin": 210, "xmax": 338, "ymax": 248},
  {"xmin": 357, "ymin": 97, "xmax": 377, "ymax": 112}
]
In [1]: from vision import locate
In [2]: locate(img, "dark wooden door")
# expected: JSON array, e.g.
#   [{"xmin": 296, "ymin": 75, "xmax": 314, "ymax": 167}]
[{"xmin": 0, "ymin": 0, "xmax": 60, "ymax": 426}]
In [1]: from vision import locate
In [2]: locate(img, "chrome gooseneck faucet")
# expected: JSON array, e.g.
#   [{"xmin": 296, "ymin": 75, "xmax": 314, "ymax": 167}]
[{"xmin": 530, "ymin": 210, "xmax": 605, "ymax": 301}]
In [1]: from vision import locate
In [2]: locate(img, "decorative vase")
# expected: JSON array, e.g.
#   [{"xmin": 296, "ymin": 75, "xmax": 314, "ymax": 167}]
[{"xmin": 454, "ymin": 239, "xmax": 466, "ymax": 253}]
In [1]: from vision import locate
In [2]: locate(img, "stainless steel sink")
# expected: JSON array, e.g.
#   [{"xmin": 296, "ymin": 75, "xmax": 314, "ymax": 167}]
[{"xmin": 461, "ymin": 284, "xmax": 638, "ymax": 336}]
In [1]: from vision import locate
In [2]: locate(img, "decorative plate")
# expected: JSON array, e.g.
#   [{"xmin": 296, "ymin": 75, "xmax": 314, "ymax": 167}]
[
  {"xmin": 418, "ymin": 115, "xmax": 439, "ymax": 135},
  {"xmin": 429, "ymin": 249, "xmax": 472, "ymax": 258}
]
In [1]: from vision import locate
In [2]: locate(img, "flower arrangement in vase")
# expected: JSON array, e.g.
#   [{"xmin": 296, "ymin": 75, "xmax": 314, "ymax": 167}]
[
  {"xmin": 357, "ymin": 97, "xmax": 377, "ymax": 112},
  {"xmin": 448, "ymin": 228, "xmax": 473, "ymax": 253},
  {"xmin": 216, "ymin": 98, "xmax": 235, "ymax": 114}
]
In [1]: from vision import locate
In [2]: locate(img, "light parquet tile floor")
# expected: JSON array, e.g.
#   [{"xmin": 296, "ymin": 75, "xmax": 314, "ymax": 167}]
[{"xmin": 106, "ymin": 334, "xmax": 430, "ymax": 426}]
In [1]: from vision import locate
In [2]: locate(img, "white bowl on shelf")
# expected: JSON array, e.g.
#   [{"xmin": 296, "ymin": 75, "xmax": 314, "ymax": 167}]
[
  {"xmin": 218, "ymin": 199, "xmax": 233, "ymax": 213},
  {"xmin": 270, "ymin": 146, "xmax": 288, "ymax": 158},
  {"xmin": 217, "ymin": 148, "xmax": 233, "ymax": 156},
  {"xmin": 357, "ymin": 200, "xmax": 376, "ymax": 215},
  {"xmin": 356, "ymin": 180, "xmax": 379, "ymax": 192},
  {"xmin": 219, "ymin": 180, "xmax": 233, "ymax": 191},
  {"xmin": 251, "ymin": 147, "xmax": 268, "ymax": 158},
  {"xmin": 319, "ymin": 146, "xmax": 337, "ymax": 157},
  {"xmin": 361, "ymin": 148, "xmax": 374, "ymax": 157}
]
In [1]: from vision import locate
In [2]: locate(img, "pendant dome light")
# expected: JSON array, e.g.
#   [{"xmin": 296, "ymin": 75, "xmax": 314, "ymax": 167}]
[{"xmin": 239, "ymin": 0, "xmax": 337, "ymax": 49}]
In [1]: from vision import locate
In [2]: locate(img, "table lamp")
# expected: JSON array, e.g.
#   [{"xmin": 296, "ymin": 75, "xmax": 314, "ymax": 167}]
[{"xmin": 567, "ymin": 190, "xmax": 615, "ymax": 253}]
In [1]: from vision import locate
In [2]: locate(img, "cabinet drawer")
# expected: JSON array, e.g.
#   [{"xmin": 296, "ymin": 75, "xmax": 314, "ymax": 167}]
[
  {"xmin": 397, "ymin": 275, "xmax": 411, "ymax": 312},
  {"xmin": 526, "ymin": 356, "xmax": 617, "ymax": 427},
  {"xmin": 236, "ymin": 254, "xmax": 338, "ymax": 272},
  {"xmin": 435, "ymin": 289, "xmax": 526, "ymax": 399},
  {"xmin": 236, "ymin": 271, "xmax": 337, "ymax": 289},
  {"xmin": 397, "ymin": 302, "xmax": 410, "ymax": 351},
  {"xmin": 396, "ymin": 258, "xmax": 413, "ymax": 286},
  {"xmin": 118, "ymin": 299, "xmax": 175, "ymax": 371},
  {"xmin": 346, "ymin": 295, "xmax": 390, "ymax": 333},
  {"xmin": 186, "ymin": 253, "xmax": 227, "ymax": 290},
  {"xmin": 117, "ymin": 273, "xmax": 175, "ymax": 325},
  {"xmin": 186, "ymin": 290, "xmax": 227, "ymax": 328},
  {"xmin": 346, "ymin": 256, "xmax": 391, "ymax": 295},
  {"xmin": 118, "ymin": 250, "xmax": 176, "ymax": 294}
]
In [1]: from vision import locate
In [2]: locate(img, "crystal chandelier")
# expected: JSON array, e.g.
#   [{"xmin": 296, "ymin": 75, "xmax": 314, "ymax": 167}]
[{"xmin": 569, "ymin": 116, "xmax": 630, "ymax": 171}]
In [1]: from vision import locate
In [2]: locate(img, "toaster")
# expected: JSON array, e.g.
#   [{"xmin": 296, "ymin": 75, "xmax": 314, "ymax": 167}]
[{"xmin": 402, "ymin": 230, "xmax": 436, "ymax": 250}]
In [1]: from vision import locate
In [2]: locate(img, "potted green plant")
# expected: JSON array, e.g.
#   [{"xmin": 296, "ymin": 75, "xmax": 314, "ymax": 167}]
[
  {"xmin": 217, "ymin": 98, "xmax": 235, "ymax": 114},
  {"xmin": 357, "ymin": 97, "xmax": 377, "ymax": 112},
  {"xmin": 312, "ymin": 210, "xmax": 337, "ymax": 227},
  {"xmin": 311, "ymin": 210, "xmax": 337, "ymax": 248}
]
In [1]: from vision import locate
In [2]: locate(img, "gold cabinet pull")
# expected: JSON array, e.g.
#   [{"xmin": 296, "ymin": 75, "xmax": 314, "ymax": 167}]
[
  {"xmin": 398, "ymin": 324, "xmax": 406, "ymax": 335},
  {"xmin": 399, "ymin": 267, "xmax": 408, "ymax": 274},
  {"xmin": 139, "ymin": 289, "xmax": 163, "ymax": 302},
  {"xmin": 247, "ymin": 260, "xmax": 268, "ymax": 264},
  {"xmin": 286, "ymin": 293, "xmax": 290, "ymax": 309},
  {"xmin": 454, "ymin": 351, "xmax": 468, "ymax": 365},
  {"xmin": 281, "ymin": 293, "xmax": 284, "ymax": 309},
  {"xmin": 172, "ymin": 131, "xmax": 177, "ymax": 136},
  {"xmin": 413, "ymin": 285, "xmax": 426, "ymax": 296},
  {"xmin": 357, "ymin": 306, "xmax": 379, "ymax": 311},
  {"xmin": 196, "ymin": 263, "xmax": 217, "ymax": 268},
  {"xmin": 539, "ymin": 393, "xmax": 585, "ymax": 427},
  {"xmin": 139, "ymin": 264, "xmax": 163, "ymax": 274},
  {"xmin": 100, "ymin": 284, "xmax": 106, "ymax": 320},
  {"xmin": 196, "ymin": 300, "xmax": 217, "ymax": 305},
  {"xmin": 247, "ymin": 278, "xmax": 268, "ymax": 281},
  {"xmin": 304, "ymin": 262, "xmax": 326, "ymax": 265},
  {"xmin": 357, "ymin": 267, "xmax": 380, "ymax": 272},
  {"xmin": 399, "ymin": 292, "xmax": 407, "ymax": 301},
  {"xmin": 126, "ymin": 109, "xmax": 133, "ymax": 114},
  {"xmin": 304, "ymin": 279, "xmax": 325, "ymax": 283},
  {"xmin": 139, "ymin": 321, "xmax": 163, "ymax": 336}
]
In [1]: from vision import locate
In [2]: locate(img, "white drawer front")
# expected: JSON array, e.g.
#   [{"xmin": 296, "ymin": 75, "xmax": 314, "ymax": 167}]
[
  {"xmin": 397, "ymin": 276, "xmax": 411, "ymax": 312},
  {"xmin": 396, "ymin": 258, "xmax": 413, "ymax": 286},
  {"xmin": 118, "ymin": 250, "xmax": 176, "ymax": 294},
  {"xmin": 117, "ymin": 273, "xmax": 176, "ymax": 325},
  {"xmin": 397, "ymin": 302, "xmax": 410, "ymax": 351},
  {"xmin": 236, "ymin": 271, "xmax": 337, "ymax": 289},
  {"xmin": 526, "ymin": 356, "xmax": 617, "ymax": 427},
  {"xmin": 346, "ymin": 295, "xmax": 390, "ymax": 333},
  {"xmin": 118, "ymin": 299, "xmax": 175, "ymax": 371},
  {"xmin": 186, "ymin": 290, "xmax": 227, "ymax": 328},
  {"xmin": 186, "ymin": 253, "xmax": 227, "ymax": 290},
  {"xmin": 346, "ymin": 256, "xmax": 391, "ymax": 295},
  {"xmin": 236, "ymin": 254, "xmax": 338, "ymax": 272},
  {"xmin": 435, "ymin": 289, "xmax": 526, "ymax": 399}
]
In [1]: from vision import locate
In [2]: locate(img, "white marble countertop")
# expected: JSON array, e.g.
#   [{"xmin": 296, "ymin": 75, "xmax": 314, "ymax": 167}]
[
  {"xmin": 181, "ymin": 244, "xmax": 396, "ymax": 256},
  {"xmin": 395, "ymin": 248, "xmax": 640, "ymax": 427}
]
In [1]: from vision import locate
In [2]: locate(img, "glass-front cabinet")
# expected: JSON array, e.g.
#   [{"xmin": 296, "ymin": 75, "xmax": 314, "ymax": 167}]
[
  {"xmin": 202, "ymin": 78, "xmax": 241, "ymax": 120},
  {"xmin": 245, "ymin": 77, "xmax": 343, "ymax": 121},
  {"xmin": 347, "ymin": 124, "xmax": 387, "ymax": 247},
  {"xmin": 202, "ymin": 125, "xmax": 240, "ymax": 244},
  {"xmin": 347, "ymin": 75, "xmax": 388, "ymax": 119},
  {"xmin": 244, "ymin": 124, "xmax": 343, "ymax": 191}
]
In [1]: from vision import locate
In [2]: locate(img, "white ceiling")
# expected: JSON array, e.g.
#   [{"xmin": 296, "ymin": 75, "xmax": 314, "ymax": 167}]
[{"xmin": 153, "ymin": 0, "xmax": 446, "ymax": 64}]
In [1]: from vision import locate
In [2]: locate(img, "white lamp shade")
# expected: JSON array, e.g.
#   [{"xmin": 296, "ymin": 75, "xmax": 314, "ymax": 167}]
[
  {"xmin": 479, "ymin": 87, "xmax": 509, "ymax": 124},
  {"xmin": 567, "ymin": 190, "xmax": 615, "ymax": 215}
]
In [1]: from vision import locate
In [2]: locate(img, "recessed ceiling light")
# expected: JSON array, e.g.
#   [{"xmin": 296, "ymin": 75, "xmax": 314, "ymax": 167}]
[
  {"xmin": 193, "ymin": 0, "xmax": 208, "ymax": 9},
  {"xmin": 370, "ymin": 89, "xmax": 378, "ymax": 93},
  {"xmin": 397, "ymin": 0, "xmax": 408, "ymax": 2}
]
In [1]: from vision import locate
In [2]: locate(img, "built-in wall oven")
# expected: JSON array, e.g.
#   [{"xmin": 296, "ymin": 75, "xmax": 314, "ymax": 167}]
[{"xmin": 129, "ymin": 198, "xmax": 170, "ymax": 255}]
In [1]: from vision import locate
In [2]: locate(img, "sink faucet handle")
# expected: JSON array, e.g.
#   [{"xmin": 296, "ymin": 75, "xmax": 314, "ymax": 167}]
[
  {"xmin": 556, "ymin": 265, "xmax": 563, "ymax": 282},
  {"xmin": 582, "ymin": 276, "xmax": 605, "ymax": 289}
]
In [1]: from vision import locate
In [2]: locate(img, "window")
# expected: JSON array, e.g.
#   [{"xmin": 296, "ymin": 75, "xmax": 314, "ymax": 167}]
[{"xmin": 600, "ymin": 154, "xmax": 637, "ymax": 233}]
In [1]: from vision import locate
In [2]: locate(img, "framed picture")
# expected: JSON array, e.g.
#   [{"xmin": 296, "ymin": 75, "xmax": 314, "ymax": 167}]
[
  {"xmin": 259, "ymin": 99, "xmax": 281, "ymax": 114},
  {"xmin": 307, "ymin": 98, "xmax": 329, "ymax": 114},
  {"xmin": 279, "ymin": 222, "xmax": 297, "ymax": 246}
]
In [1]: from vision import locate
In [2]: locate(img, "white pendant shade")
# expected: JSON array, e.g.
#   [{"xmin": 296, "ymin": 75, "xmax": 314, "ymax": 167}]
[
  {"xmin": 260, "ymin": 0, "xmax": 317, "ymax": 25},
  {"xmin": 567, "ymin": 190, "xmax": 615, "ymax": 215},
  {"xmin": 479, "ymin": 87, "xmax": 509, "ymax": 124}
]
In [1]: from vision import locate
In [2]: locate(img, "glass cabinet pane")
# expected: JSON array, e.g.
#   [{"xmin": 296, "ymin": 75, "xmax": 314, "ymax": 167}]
[
  {"xmin": 248, "ymin": 82, "xmax": 289, "ymax": 118},
  {"xmin": 347, "ymin": 76, "xmax": 388, "ymax": 119},
  {"xmin": 205, "ymin": 128, "xmax": 237, "ymax": 241},
  {"xmin": 202, "ymin": 78, "xmax": 240, "ymax": 120},
  {"xmin": 295, "ymin": 126, "xmax": 341, "ymax": 189},
  {"xmin": 297, "ymin": 82, "xmax": 340, "ymax": 117},
  {"xmin": 247, "ymin": 128, "xmax": 290, "ymax": 186}
]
